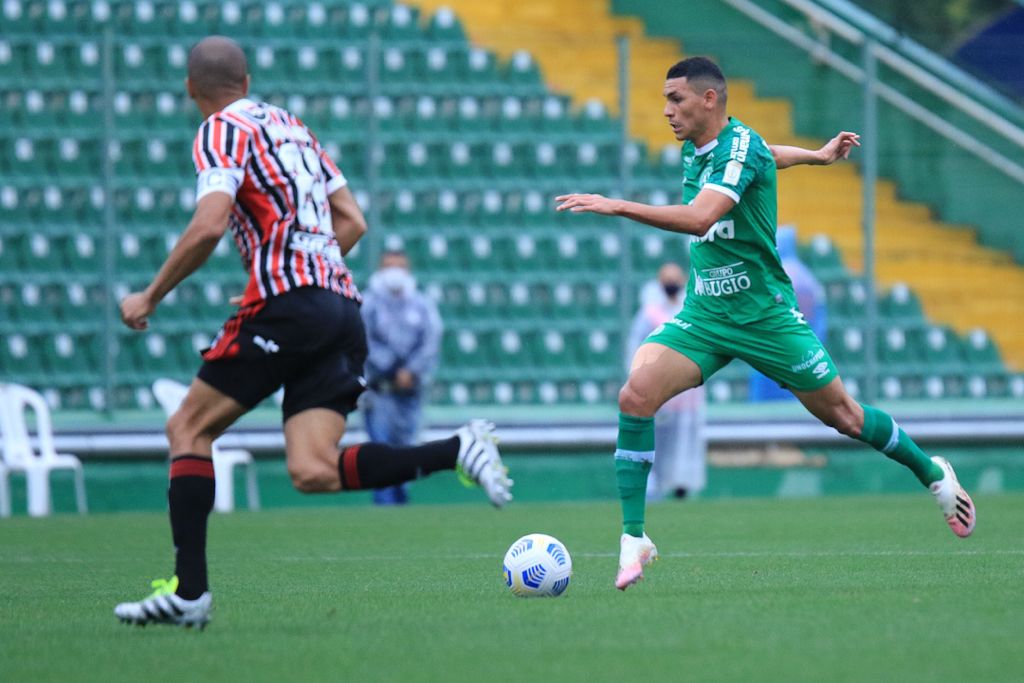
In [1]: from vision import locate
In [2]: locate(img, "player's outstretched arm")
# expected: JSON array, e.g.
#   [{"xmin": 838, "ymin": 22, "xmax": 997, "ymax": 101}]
[
  {"xmin": 120, "ymin": 193, "xmax": 233, "ymax": 330},
  {"xmin": 770, "ymin": 131, "xmax": 860, "ymax": 169},
  {"xmin": 555, "ymin": 189, "xmax": 734, "ymax": 237},
  {"xmin": 328, "ymin": 186, "xmax": 368, "ymax": 256}
]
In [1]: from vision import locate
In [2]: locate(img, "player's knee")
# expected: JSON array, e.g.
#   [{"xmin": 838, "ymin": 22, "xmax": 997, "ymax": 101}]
[
  {"xmin": 165, "ymin": 410, "xmax": 197, "ymax": 452},
  {"xmin": 618, "ymin": 383, "xmax": 656, "ymax": 418}
]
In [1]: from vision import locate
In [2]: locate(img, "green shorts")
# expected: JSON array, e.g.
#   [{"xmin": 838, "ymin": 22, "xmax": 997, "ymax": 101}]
[{"xmin": 644, "ymin": 307, "xmax": 838, "ymax": 392}]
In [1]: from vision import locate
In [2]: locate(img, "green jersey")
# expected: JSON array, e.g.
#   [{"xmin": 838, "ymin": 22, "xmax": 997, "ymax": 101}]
[{"xmin": 681, "ymin": 117, "xmax": 797, "ymax": 325}]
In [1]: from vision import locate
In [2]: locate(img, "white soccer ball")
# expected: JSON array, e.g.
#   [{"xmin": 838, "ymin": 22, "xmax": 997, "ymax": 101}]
[{"xmin": 502, "ymin": 533, "xmax": 572, "ymax": 597}]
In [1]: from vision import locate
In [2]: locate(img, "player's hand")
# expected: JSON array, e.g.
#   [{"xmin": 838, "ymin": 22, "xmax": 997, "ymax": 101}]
[
  {"xmin": 394, "ymin": 368, "xmax": 416, "ymax": 391},
  {"xmin": 555, "ymin": 193, "xmax": 620, "ymax": 215},
  {"xmin": 817, "ymin": 131, "xmax": 860, "ymax": 165},
  {"xmin": 120, "ymin": 291, "xmax": 156, "ymax": 331}
]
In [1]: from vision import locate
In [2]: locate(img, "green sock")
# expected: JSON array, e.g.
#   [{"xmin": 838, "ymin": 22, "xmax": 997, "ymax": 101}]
[
  {"xmin": 859, "ymin": 404, "xmax": 943, "ymax": 486},
  {"xmin": 615, "ymin": 413, "xmax": 655, "ymax": 537}
]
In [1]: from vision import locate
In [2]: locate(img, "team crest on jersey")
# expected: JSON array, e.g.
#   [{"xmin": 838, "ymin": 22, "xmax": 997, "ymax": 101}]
[{"xmin": 698, "ymin": 165, "xmax": 713, "ymax": 187}]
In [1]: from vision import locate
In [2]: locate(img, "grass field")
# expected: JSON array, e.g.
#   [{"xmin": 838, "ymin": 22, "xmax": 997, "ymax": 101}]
[{"xmin": 3, "ymin": 495, "xmax": 1023, "ymax": 683}]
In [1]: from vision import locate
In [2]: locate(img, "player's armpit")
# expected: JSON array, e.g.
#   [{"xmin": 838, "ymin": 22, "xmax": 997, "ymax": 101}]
[{"xmin": 328, "ymin": 186, "xmax": 368, "ymax": 256}]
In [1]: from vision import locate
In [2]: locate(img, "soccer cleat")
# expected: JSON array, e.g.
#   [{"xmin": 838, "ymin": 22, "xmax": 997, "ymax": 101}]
[
  {"xmin": 455, "ymin": 419, "xmax": 513, "ymax": 508},
  {"xmin": 929, "ymin": 456, "xmax": 976, "ymax": 538},
  {"xmin": 615, "ymin": 532, "xmax": 659, "ymax": 591},
  {"xmin": 114, "ymin": 576, "xmax": 212, "ymax": 629}
]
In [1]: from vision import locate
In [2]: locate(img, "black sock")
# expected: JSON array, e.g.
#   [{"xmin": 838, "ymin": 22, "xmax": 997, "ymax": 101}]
[
  {"xmin": 168, "ymin": 455, "xmax": 216, "ymax": 600},
  {"xmin": 338, "ymin": 437, "xmax": 459, "ymax": 490}
]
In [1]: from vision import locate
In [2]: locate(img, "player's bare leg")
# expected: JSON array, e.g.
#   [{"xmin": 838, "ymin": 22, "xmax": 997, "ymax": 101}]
[
  {"xmin": 615, "ymin": 343, "xmax": 703, "ymax": 590},
  {"xmin": 115, "ymin": 379, "xmax": 247, "ymax": 628},
  {"xmin": 284, "ymin": 409, "xmax": 512, "ymax": 506},
  {"xmin": 793, "ymin": 377, "xmax": 974, "ymax": 537}
]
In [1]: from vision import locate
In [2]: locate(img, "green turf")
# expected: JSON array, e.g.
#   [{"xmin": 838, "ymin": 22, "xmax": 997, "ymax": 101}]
[{"xmin": 2, "ymin": 495, "xmax": 1022, "ymax": 683}]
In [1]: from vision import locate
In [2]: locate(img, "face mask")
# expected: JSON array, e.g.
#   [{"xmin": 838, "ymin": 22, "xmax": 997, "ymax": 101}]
[
  {"xmin": 376, "ymin": 266, "xmax": 413, "ymax": 295},
  {"xmin": 662, "ymin": 282, "xmax": 682, "ymax": 298}
]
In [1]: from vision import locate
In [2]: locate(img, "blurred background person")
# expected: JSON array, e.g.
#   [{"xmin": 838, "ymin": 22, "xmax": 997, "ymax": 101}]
[
  {"xmin": 361, "ymin": 248, "xmax": 444, "ymax": 505},
  {"xmin": 626, "ymin": 262, "xmax": 707, "ymax": 500},
  {"xmin": 749, "ymin": 226, "xmax": 829, "ymax": 401}
]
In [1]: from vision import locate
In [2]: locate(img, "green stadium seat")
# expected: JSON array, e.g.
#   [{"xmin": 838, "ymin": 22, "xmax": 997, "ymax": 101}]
[
  {"xmin": 341, "ymin": 1, "xmax": 374, "ymax": 39},
  {"xmin": 539, "ymin": 96, "xmax": 573, "ymax": 135},
  {"xmin": 114, "ymin": 43, "xmax": 165, "ymax": 87},
  {"xmin": 918, "ymin": 325, "xmax": 965, "ymax": 374},
  {"xmin": 0, "ymin": 332, "xmax": 47, "ymax": 384},
  {"xmin": 503, "ymin": 50, "xmax": 543, "ymax": 94},
  {"xmin": 27, "ymin": 40, "xmax": 73, "ymax": 86},
  {"xmin": 0, "ymin": 39, "xmax": 30, "ymax": 82},
  {"xmin": 803, "ymin": 234, "xmax": 847, "ymax": 280},
  {"xmin": 44, "ymin": 331, "xmax": 98, "ymax": 384},
  {"xmin": 963, "ymin": 328, "xmax": 1005, "ymax": 374},
  {"xmin": 422, "ymin": 46, "xmax": 461, "ymax": 91},
  {"xmin": 383, "ymin": 3, "xmax": 422, "ymax": 39},
  {"xmin": 576, "ymin": 99, "xmax": 619, "ymax": 138},
  {"xmin": 426, "ymin": 6, "xmax": 466, "ymax": 43},
  {"xmin": 1, "ymin": 0, "xmax": 35, "ymax": 34}
]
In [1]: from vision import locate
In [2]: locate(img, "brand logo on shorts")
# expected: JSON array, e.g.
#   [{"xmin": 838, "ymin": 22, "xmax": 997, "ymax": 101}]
[
  {"xmin": 790, "ymin": 348, "xmax": 826, "ymax": 373},
  {"xmin": 253, "ymin": 335, "xmax": 280, "ymax": 354}
]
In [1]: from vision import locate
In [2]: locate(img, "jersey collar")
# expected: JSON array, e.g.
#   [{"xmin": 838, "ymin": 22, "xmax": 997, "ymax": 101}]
[
  {"xmin": 694, "ymin": 117, "xmax": 740, "ymax": 156},
  {"xmin": 693, "ymin": 138, "xmax": 718, "ymax": 156},
  {"xmin": 222, "ymin": 97, "xmax": 255, "ymax": 113}
]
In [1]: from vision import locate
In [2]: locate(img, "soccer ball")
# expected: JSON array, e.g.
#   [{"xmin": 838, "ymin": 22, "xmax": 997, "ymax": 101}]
[{"xmin": 502, "ymin": 533, "xmax": 572, "ymax": 597}]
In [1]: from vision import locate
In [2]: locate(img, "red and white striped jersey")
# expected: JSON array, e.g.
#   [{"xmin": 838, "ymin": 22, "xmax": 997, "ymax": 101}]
[{"xmin": 192, "ymin": 98, "xmax": 359, "ymax": 306}]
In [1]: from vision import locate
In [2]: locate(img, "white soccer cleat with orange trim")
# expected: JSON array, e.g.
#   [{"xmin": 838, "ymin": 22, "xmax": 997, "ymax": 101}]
[
  {"xmin": 615, "ymin": 532, "xmax": 658, "ymax": 590},
  {"xmin": 929, "ymin": 456, "xmax": 976, "ymax": 538}
]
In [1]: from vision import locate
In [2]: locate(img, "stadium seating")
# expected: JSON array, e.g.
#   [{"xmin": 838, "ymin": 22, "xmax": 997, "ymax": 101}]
[{"xmin": 0, "ymin": 0, "xmax": 1017, "ymax": 411}]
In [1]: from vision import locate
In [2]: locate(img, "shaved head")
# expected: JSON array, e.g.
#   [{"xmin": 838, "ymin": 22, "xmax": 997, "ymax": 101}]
[{"xmin": 187, "ymin": 36, "xmax": 248, "ymax": 100}]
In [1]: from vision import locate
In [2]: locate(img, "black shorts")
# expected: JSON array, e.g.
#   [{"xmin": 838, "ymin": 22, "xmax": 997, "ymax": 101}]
[{"xmin": 197, "ymin": 286, "xmax": 368, "ymax": 421}]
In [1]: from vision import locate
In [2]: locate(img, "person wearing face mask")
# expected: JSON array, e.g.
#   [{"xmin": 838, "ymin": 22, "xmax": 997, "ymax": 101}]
[
  {"xmin": 626, "ymin": 262, "xmax": 707, "ymax": 500},
  {"xmin": 360, "ymin": 248, "xmax": 444, "ymax": 505}
]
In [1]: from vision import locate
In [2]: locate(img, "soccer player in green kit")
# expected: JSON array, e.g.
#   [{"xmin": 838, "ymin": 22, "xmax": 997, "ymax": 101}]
[{"xmin": 556, "ymin": 57, "xmax": 976, "ymax": 591}]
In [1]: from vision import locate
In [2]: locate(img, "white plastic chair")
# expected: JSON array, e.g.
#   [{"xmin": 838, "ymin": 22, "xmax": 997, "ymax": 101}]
[
  {"xmin": 0, "ymin": 383, "xmax": 88, "ymax": 517},
  {"xmin": 0, "ymin": 458, "xmax": 11, "ymax": 518},
  {"xmin": 151, "ymin": 379, "xmax": 260, "ymax": 512}
]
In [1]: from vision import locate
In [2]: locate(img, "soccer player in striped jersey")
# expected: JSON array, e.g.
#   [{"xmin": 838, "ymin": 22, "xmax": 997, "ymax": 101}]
[
  {"xmin": 557, "ymin": 57, "xmax": 975, "ymax": 591},
  {"xmin": 114, "ymin": 36, "xmax": 512, "ymax": 629}
]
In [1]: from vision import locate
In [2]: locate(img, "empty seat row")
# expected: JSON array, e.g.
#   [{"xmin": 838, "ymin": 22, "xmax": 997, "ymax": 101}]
[
  {"xmin": 2, "ymin": 87, "xmax": 619, "ymax": 144},
  {"xmin": 0, "ymin": 37, "xmax": 544, "ymax": 95},
  {"xmin": 2, "ymin": 1, "xmax": 450, "ymax": 41}
]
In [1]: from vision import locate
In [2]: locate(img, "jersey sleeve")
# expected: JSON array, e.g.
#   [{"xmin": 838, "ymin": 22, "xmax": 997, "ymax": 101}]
[
  {"xmin": 318, "ymin": 140, "xmax": 348, "ymax": 194},
  {"xmin": 702, "ymin": 125, "xmax": 767, "ymax": 204},
  {"xmin": 192, "ymin": 114, "xmax": 251, "ymax": 201}
]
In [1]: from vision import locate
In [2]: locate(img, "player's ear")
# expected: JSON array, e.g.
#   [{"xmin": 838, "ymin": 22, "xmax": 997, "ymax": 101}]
[
  {"xmin": 185, "ymin": 77, "xmax": 195, "ymax": 100},
  {"xmin": 242, "ymin": 74, "xmax": 251, "ymax": 96},
  {"xmin": 704, "ymin": 88, "xmax": 718, "ymax": 110}
]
